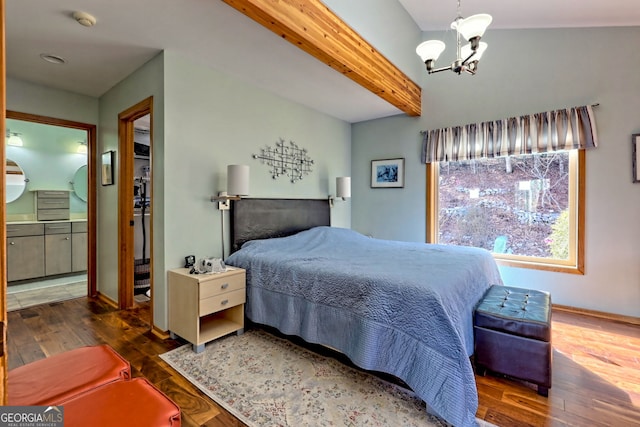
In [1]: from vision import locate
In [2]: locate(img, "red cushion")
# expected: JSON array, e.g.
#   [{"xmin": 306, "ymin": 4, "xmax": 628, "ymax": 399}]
[
  {"xmin": 9, "ymin": 344, "xmax": 131, "ymax": 406},
  {"xmin": 61, "ymin": 378, "xmax": 181, "ymax": 427}
]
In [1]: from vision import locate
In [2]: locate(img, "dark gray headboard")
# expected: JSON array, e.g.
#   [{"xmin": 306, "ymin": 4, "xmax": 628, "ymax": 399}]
[{"xmin": 230, "ymin": 198, "xmax": 331, "ymax": 253}]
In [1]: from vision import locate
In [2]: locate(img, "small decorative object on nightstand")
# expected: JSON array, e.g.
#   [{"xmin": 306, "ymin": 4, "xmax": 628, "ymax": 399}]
[{"xmin": 168, "ymin": 267, "xmax": 246, "ymax": 353}]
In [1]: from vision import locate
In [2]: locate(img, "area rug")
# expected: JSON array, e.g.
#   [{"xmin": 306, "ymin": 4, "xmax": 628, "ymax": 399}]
[{"xmin": 161, "ymin": 329, "xmax": 490, "ymax": 426}]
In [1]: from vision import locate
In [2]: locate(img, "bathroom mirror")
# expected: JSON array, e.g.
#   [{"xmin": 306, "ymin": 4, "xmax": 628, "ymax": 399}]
[
  {"xmin": 6, "ymin": 159, "xmax": 27, "ymax": 203},
  {"xmin": 72, "ymin": 164, "xmax": 88, "ymax": 202}
]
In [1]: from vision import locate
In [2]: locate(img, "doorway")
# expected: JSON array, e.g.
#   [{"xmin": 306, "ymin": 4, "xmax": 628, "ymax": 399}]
[
  {"xmin": 117, "ymin": 97, "xmax": 153, "ymax": 325},
  {"xmin": 5, "ymin": 111, "xmax": 97, "ymax": 306},
  {"xmin": 133, "ymin": 114, "xmax": 151, "ymax": 304}
]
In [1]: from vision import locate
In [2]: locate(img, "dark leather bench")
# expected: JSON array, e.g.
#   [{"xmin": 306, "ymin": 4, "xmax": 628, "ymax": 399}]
[{"xmin": 474, "ymin": 285, "xmax": 552, "ymax": 396}]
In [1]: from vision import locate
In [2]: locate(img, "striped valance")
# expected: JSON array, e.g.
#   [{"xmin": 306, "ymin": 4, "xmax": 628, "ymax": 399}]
[{"xmin": 421, "ymin": 105, "xmax": 598, "ymax": 163}]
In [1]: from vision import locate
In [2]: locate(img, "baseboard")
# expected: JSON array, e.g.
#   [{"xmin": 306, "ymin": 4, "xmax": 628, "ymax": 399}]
[
  {"xmin": 96, "ymin": 292, "xmax": 118, "ymax": 309},
  {"xmin": 151, "ymin": 325, "xmax": 170, "ymax": 340},
  {"xmin": 553, "ymin": 304, "xmax": 640, "ymax": 326}
]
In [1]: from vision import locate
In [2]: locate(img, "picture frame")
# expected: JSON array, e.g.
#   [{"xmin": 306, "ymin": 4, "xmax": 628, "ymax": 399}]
[
  {"xmin": 101, "ymin": 150, "xmax": 114, "ymax": 186},
  {"xmin": 633, "ymin": 134, "xmax": 640, "ymax": 183},
  {"xmin": 371, "ymin": 158, "xmax": 405, "ymax": 188}
]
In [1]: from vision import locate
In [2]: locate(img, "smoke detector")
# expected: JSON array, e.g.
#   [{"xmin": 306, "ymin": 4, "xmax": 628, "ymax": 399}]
[{"xmin": 73, "ymin": 11, "xmax": 96, "ymax": 27}]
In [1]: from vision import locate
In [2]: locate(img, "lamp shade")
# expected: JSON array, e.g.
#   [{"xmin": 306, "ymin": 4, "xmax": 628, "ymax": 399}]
[
  {"xmin": 227, "ymin": 165, "xmax": 250, "ymax": 196},
  {"xmin": 336, "ymin": 176, "xmax": 351, "ymax": 199},
  {"xmin": 461, "ymin": 42, "xmax": 488, "ymax": 61},
  {"xmin": 416, "ymin": 40, "xmax": 446, "ymax": 62},
  {"xmin": 455, "ymin": 13, "xmax": 492, "ymax": 41}
]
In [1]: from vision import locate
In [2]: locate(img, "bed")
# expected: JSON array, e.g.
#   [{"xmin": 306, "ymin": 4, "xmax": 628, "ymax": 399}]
[{"xmin": 225, "ymin": 198, "xmax": 503, "ymax": 427}]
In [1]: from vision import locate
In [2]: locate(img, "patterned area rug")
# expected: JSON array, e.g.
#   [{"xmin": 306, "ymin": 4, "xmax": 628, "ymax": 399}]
[{"xmin": 161, "ymin": 329, "xmax": 491, "ymax": 426}]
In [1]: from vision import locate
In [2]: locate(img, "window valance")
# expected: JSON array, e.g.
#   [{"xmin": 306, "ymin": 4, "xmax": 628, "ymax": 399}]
[{"xmin": 420, "ymin": 105, "xmax": 598, "ymax": 163}]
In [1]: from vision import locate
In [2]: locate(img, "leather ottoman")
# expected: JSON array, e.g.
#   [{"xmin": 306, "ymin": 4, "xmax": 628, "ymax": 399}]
[
  {"xmin": 9, "ymin": 344, "xmax": 131, "ymax": 406},
  {"xmin": 474, "ymin": 285, "xmax": 552, "ymax": 396},
  {"xmin": 61, "ymin": 377, "xmax": 181, "ymax": 427}
]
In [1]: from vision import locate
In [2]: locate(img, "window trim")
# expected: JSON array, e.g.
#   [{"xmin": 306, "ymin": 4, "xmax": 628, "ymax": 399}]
[{"xmin": 426, "ymin": 150, "xmax": 585, "ymax": 275}]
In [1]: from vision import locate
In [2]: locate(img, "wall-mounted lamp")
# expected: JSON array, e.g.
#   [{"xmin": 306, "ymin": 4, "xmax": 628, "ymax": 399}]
[
  {"xmin": 329, "ymin": 176, "xmax": 351, "ymax": 207},
  {"xmin": 6, "ymin": 129, "xmax": 24, "ymax": 147},
  {"xmin": 211, "ymin": 165, "xmax": 250, "ymax": 210},
  {"xmin": 77, "ymin": 141, "xmax": 88, "ymax": 154},
  {"xmin": 211, "ymin": 165, "xmax": 250, "ymax": 259}
]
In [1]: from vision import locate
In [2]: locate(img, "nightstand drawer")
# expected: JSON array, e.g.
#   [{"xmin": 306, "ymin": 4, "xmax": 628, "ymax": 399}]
[
  {"xmin": 200, "ymin": 289, "xmax": 246, "ymax": 316},
  {"xmin": 200, "ymin": 273, "xmax": 245, "ymax": 299}
]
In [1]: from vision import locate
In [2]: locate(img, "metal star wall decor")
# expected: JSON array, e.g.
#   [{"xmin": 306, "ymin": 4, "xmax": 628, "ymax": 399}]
[{"xmin": 253, "ymin": 138, "xmax": 314, "ymax": 183}]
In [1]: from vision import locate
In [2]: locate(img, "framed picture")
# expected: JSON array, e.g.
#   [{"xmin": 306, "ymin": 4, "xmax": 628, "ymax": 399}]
[
  {"xmin": 371, "ymin": 158, "xmax": 405, "ymax": 188},
  {"xmin": 633, "ymin": 134, "xmax": 640, "ymax": 183},
  {"xmin": 101, "ymin": 150, "xmax": 114, "ymax": 186}
]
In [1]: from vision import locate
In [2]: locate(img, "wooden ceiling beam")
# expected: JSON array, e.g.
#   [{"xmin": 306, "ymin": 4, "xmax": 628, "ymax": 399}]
[{"xmin": 220, "ymin": 0, "xmax": 421, "ymax": 117}]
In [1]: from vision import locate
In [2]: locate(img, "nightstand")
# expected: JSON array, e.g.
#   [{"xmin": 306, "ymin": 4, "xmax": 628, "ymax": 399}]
[{"xmin": 167, "ymin": 267, "xmax": 246, "ymax": 353}]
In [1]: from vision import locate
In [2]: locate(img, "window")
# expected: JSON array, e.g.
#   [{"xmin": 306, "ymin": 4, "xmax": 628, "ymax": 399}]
[{"xmin": 427, "ymin": 150, "xmax": 584, "ymax": 274}]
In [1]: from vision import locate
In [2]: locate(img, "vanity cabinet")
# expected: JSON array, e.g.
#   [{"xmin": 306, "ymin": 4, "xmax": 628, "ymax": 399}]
[
  {"xmin": 6, "ymin": 224, "xmax": 45, "ymax": 282},
  {"xmin": 6, "ymin": 220, "xmax": 87, "ymax": 283},
  {"xmin": 36, "ymin": 191, "xmax": 70, "ymax": 221},
  {"xmin": 71, "ymin": 222, "xmax": 88, "ymax": 272},
  {"xmin": 44, "ymin": 223, "xmax": 72, "ymax": 276}
]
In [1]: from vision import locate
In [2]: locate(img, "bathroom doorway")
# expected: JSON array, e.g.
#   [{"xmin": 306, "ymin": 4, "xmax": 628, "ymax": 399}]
[
  {"xmin": 117, "ymin": 97, "xmax": 153, "ymax": 326},
  {"xmin": 5, "ymin": 111, "xmax": 97, "ymax": 309}
]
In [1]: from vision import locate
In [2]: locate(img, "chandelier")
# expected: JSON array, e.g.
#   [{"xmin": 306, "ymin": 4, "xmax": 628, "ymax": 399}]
[{"xmin": 416, "ymin": 0, "xmax": 492, "ymax": 75}]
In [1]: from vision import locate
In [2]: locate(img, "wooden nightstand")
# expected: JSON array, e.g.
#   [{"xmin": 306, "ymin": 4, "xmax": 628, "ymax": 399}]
[{"xmin": 167, "ymin": 267, "xmax": 246, "ymax": 353}]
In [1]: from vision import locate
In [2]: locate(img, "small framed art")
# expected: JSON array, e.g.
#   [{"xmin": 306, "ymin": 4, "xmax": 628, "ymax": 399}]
[
  {"xmin": 633, "ymin": 134, "xmax": 640, "ymax": 183},
  {"xmin": 101, "ymin": 150, "xmax": 115, "ymax": 186},
  {"xmin": 371, "ymin": 158, "xmax": 405, "ymax": 188}
]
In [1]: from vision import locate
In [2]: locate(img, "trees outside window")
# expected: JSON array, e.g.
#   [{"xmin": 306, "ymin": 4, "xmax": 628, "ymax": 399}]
[{"xmin": 427, "ymin": 150, "xmax": 584, "ymax": 274}]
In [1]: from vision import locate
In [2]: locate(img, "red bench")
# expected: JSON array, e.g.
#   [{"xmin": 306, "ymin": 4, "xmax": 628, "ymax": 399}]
[
  {"xmin": 61, "ymin": 378, "xmax": 181, "ymax": 427},
  {"xmin": 9, "ymin": 344, "xmax": 181, "ymax": 426},
  {"xmin": 9, "ymin": 344, "xmax": 130, "ymax": 406}
]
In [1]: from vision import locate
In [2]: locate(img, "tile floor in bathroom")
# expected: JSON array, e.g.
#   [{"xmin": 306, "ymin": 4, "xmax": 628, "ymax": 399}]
[{"xmin": 7, "ymin": 274, "xmax": 88, "ymax": 311}]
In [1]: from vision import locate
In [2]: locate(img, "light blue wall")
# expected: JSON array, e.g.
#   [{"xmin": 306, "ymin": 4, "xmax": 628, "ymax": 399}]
[
  {"xmin": 323, "ymin": 0, "xmax": 422, "ymax": 84},
  {"xmin": 97, "ymin": 52, "xmax": 165, "ymax": 315},
  {"xmin": 162, "ymin": 49, "xmax": 351, "ymax": 272},
  {"xmin": 6, "ymin": 80, "xmax": 98, "ymax": 219},
  {"xmin": 352, "ymin": 27, "xmax": 640, "ymax": 318},
  {"xmin": 6, "ymin": 118, "xmax": 87, "ymax": 217},
  {"xmin": 6, "ymin": 78, "xmax": 99, "ymax": 124}
]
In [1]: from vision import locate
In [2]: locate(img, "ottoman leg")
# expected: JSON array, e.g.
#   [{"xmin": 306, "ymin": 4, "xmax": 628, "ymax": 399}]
[
  {"xmin": 538, "ymin": 385, "xmax": 549, "ymax": 397},
  {"xmin": 475, "ymin": 364, "xmax": 487, "ymax": 376}
]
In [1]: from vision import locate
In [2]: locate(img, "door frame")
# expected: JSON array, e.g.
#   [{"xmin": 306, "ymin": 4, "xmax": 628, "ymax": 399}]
[
  {"xmin": 5, "ymin": 111, "xmax": 98, "ymax": 298},
  {"xmin": 117, "ymin": 97, "xmax": 153, "ymax": 315},
  {"xmin": 1, "ymin": 0, "xmax": 7, "ymax": 403}
]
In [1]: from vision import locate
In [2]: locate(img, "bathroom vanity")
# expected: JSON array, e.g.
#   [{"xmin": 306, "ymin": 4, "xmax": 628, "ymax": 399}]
[
  {"xmin": 6, "ymin": 219, "xmax": 87, "ymax": 283},
  {"xmin": 5, "ymin": 138, "xmax": 89, "ymax": 284}
]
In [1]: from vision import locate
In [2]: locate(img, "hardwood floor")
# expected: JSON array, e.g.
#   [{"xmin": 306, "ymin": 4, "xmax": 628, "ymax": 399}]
[{"xmin": 6, "ymin": 297, "xmax": 640, "ymax": 426}]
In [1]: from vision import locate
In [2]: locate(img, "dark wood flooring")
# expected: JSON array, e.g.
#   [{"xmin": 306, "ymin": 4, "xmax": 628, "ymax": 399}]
[{"xmin": 7, "ymin": 297, "xmax": 640, "ymax": 426}]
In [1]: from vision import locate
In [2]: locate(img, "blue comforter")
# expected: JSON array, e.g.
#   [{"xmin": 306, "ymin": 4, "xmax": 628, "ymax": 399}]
[{"xmin": 225, "ymin": 226, "xmax": 503, "ymax": 426}]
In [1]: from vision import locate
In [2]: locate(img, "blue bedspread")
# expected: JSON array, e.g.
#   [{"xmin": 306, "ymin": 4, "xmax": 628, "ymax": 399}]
[{"xmin": 225, "ymin": 226, "xmax": 503, "ymax": 426}]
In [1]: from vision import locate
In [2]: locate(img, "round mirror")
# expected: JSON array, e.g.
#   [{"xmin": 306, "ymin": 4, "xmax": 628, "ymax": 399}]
[
  {"xmin": 6, "ymin": 159, "xmax": 27, "ymax": 203},
  {"xmin": 72, "ymin": 165, "xmax": 88, "ymax": 202}
]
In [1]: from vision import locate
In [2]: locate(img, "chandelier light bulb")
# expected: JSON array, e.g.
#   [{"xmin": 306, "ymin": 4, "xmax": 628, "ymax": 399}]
[
  {"xmin": 455, "ymin": 14, "xmax": 492, "ymax": 41},
  {"xmin": 416, "ymin": 40, "xmax": 446, "ymax": 63},
  {"xmin": 415, "ymin": 1, "xmax": 491, "ymax": 76}
]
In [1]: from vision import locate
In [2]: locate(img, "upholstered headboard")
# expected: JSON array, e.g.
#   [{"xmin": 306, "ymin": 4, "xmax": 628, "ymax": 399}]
[{"xmin": 230, "ymin": 198, "xmax": 331, "ymax": 253}]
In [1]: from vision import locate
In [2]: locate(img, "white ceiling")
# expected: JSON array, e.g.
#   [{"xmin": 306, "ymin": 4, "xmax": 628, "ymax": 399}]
[
  {"xmin": 398, "ymin": 0, "xmax": 640, "ymax": 31},
  {"xmin": 6, "ymin": 1, "xmax": 640, "ymax": 123}
]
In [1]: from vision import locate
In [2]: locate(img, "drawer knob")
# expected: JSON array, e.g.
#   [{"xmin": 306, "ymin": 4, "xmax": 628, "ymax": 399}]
[
  {"xmin": 221, "ymin": 299, "xmax": 229, "ymax": 306},
  {"xmin": 9, "ymin": 241, "xmax": 15, "ymax": 245},
  {"xmin": 220, "ymin": 283, "xmax": 229, "ymax": 290}
]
